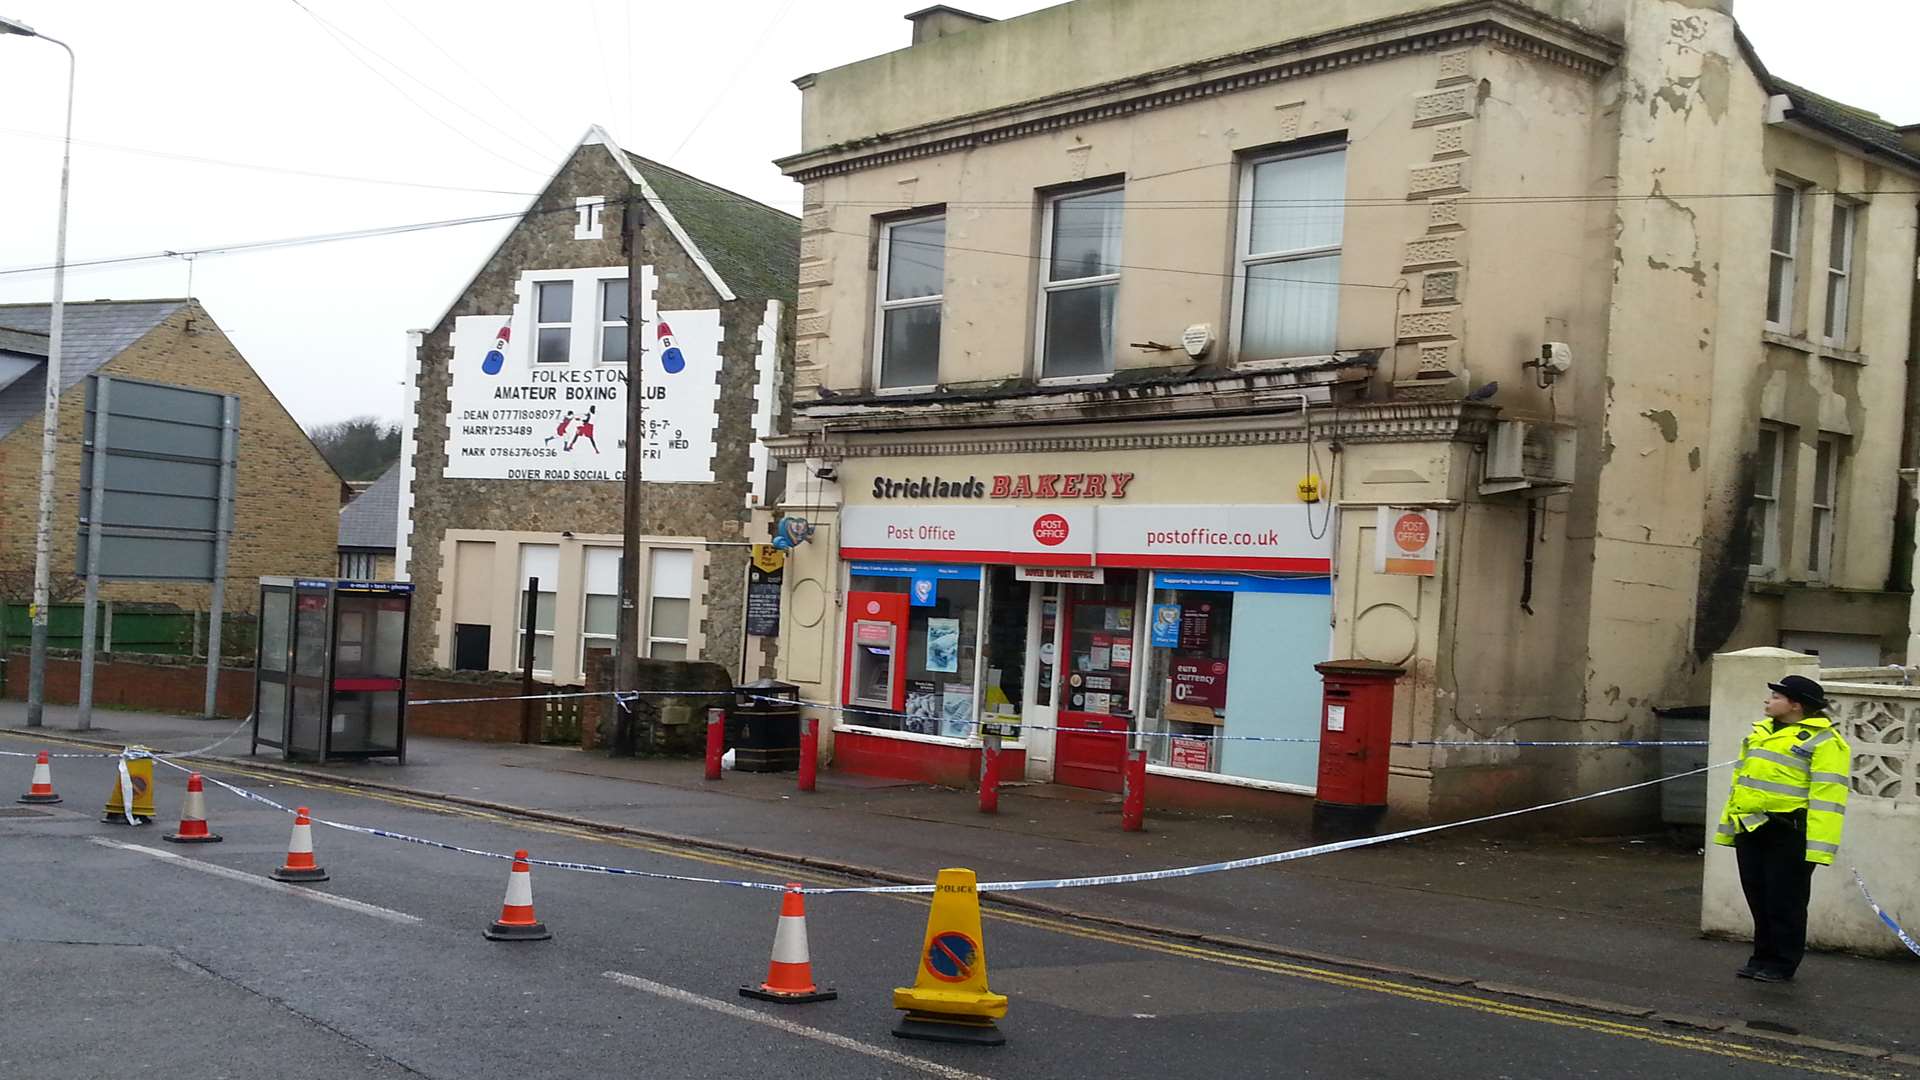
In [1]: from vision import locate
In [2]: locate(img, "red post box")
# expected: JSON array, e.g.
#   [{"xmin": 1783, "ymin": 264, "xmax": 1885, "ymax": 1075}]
[{"xmin": 1312, "ymin": 660, "xmax": 1405, "ymax": 840}]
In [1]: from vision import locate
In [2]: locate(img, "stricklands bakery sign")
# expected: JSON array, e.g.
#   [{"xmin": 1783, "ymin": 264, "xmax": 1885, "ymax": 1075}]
[{"xmin": 872, "ymin": 473, "xmax": 1136, "ymax": 500}]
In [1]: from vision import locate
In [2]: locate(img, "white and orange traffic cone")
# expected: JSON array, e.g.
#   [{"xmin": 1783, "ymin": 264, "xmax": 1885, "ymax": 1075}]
[
  {"xmin": 740, "ymin": 883, "xmax": 836, "ymax": 1003},
  {"xmin": 484, "ymin": 850, "xmax": 552, "ymax": 941},
  {"xmin": 164, "ymin": 773, "xmax": 222, "ymax": 844},
  {"xmin": 17, "ymin": 751, "xmax": 61, "ymax": 805},
  {"xmin": 271, "ymin": 807, "xmax": 329, "ymax": 883}
]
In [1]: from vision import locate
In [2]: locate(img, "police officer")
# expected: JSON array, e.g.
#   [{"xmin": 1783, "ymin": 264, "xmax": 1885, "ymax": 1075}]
[{"xmin": 1714, "ymin": 674, "xmax": 1849, "ymax": 982}]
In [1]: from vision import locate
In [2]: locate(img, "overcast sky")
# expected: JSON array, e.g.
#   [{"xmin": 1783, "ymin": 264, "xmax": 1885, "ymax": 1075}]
[{"xmin": 0, "ymin": 0, "xmax": 1913, "ymax": 432}]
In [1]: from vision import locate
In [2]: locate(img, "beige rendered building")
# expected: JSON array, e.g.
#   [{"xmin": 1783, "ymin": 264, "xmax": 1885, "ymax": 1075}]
[{"xmin": 764, "ymin": 0, "xmax": 1919, "ymax": 825}]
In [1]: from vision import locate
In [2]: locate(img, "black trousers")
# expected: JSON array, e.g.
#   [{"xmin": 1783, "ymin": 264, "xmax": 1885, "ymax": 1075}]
[{"xmin": 1734, "ymin": 814, "xmax": 1816, "ymax": 976}]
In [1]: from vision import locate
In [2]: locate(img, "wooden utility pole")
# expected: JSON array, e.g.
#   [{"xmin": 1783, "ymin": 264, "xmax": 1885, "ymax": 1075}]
[{"xmin": 615, "ymin": 190, "xmax": 646, "ymax": 755}]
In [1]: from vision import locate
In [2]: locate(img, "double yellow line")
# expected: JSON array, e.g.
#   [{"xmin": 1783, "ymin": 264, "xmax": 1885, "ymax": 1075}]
[{"xmin": 3, "ymin": 731, "xmax": 1869, "ymax": 1077}]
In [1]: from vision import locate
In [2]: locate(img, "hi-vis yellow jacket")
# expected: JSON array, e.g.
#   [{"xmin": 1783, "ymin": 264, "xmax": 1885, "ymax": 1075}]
[{"xmin": 1715, "ymin": 715, "xmax": 1849, "ymax": 864}]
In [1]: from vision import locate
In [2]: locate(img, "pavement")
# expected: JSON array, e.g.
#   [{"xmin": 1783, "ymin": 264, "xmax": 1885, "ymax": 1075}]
[{"xmin": 4, "ymin": 702, "xmax": 1918, "ymax": 1077}]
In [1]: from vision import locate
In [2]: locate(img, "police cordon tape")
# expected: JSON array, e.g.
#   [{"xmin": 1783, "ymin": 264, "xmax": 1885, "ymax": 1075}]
[
  {"xmin": 1851, "ymin": 869, "xmax": 1920, "ymax": 958},
  {"xmin": 0, "ymin": 713, "xmax": 256, "ymax": 760},
  {"xmin": 29, "ymin": 744, "xmax": 1920, "ymax": 959}
]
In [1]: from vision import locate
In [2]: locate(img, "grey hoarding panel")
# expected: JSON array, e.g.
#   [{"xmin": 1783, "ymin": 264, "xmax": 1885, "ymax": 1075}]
[
  {"xmin": 105, "ymin": 378, "xmax": 227, "ymax": 427},
  {"xmin": 88, "ymin": 532, "xmax": 218, "ymax": 580}
]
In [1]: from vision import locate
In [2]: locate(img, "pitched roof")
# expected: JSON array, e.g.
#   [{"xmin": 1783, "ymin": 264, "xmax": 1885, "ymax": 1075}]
[
  {"xmin": 0, "ymin": 299, "xmax": 185, "ymax": 441},
  {"xmin": 626, "ymin": 154, "xmax": 800, "ymax": 306},
  {"xmin": 1769, "ymin": 79, "xmax": 1920, "ymax": 171},
  {"xmin": 338, "ymin": 462, "xmax": 400, "ymax": 551}
]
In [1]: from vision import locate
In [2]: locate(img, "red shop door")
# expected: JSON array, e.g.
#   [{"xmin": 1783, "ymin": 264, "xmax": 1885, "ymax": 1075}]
[{"xmin": 1053, "ymin": 574, "xmax": 1138, "ymax": 791}]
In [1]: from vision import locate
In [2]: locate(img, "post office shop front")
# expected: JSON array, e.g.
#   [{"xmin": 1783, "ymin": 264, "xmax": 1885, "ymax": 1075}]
[{"xmin": 828, "ymin": 496, "xmax": 1335, "ymax": 800}]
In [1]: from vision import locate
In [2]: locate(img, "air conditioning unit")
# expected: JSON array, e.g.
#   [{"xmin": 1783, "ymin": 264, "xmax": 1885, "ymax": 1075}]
[{"xmin": 1481, "ymin": 420, "xmax": 1576, "ymax": 496}]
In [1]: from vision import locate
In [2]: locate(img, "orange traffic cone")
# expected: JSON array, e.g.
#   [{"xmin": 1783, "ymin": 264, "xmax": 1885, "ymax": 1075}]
[
  {"xmin": 18, "ymin": 751, "xmax": 61, "ymax": 804},
  {"xmin": 164, "ymin": 773, "xmax": 222, "ymax": 844},
  {"xmin": 271, "ymin": 807, "xmax": 329, "ymax": 883},
  {"xmin": 740, "ymin": 884, "xmax": 836, "ymax": 1003},
  {"xmin": 483, "ymin": 850, "xmax": 552, "ymax": 941}
]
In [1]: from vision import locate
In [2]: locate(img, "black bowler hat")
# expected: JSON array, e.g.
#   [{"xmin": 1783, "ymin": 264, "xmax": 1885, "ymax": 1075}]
[{"xmin": 1768, "ymin": 674, "xmax": 1828, "ymax": 712}]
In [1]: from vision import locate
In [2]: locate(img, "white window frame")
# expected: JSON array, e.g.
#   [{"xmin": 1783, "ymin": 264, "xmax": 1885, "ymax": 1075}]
[
  {"xmin": 1230, "ymin": 145, "xmax": 1347, "ymax": 363},
  {"xmin": 1808, "ymin": 434, "xmax": 1840, "ymax": 581},
  {"xmin": 516, "ymin": 544, "xmax": 559, "ymax": 677},
  {"xmin": 1036, "ymin": 185, "xmax": 1124, "ymax": 384},
  {"xmin": 598, "ymin": 277, "xmax": 628, "ymax": 364},
  {"xmin": 1766, "ymin": 182, "xmax": 1801, "ymax": 331},
  {"xmin": 1823, "ymin": 202, "xmax": 1856, "ymax": 346},
  {"xmin": 645, "ymin": 547, "xmax": 695, "ymax": 660},
  {"xmin": 339, "ymin": 552, "xmax": 375, "ymax": 579},
  {"xmin": 579, "ymin": 546, "xmax": 621, "ymax": 678},
  {"xmin": 872, "ymin": 212, "xmax": 945, "ymax": 393},
  {"xmin": 534, "ymin": 280, "xmax": 573, "ymax": 364},
  {"xmin": 1751, "ymin": 423, "xmax": 1786, "ymax": 573}
]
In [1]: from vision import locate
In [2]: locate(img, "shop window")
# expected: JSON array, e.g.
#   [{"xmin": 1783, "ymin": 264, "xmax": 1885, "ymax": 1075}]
[
  {"xmin": 1142, "ymin": 573, "xmax": 1330, "ymax": 788},
  {"xmin": 1234, "ymin": 145, "xmax": 1345, "ymax": 360},
  {"xmin": 1062, "ymin": 576, "xmax": 1137, "ymax": 719},
  {"xmin": 648, "ymin": 549, "xmax": 694, "ymax": 660},
  {"xmin": 847, "ymin": 566, "xmax": 982, "ymax": 738}
]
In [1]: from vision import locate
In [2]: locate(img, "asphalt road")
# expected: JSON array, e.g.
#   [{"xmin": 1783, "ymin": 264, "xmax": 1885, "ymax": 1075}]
[{"xmin": 0, "ymin": 749, "xmax": 1895, "ymax": 1079}]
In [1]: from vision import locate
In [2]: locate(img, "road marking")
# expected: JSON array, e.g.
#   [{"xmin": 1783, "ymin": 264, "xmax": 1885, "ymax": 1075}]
[
  {"xmin": 87, "ymin": 837, "xmax": 421, "ymax": 927},
  {"xmin": 10, "ymin": 732, "xmax": 1871, "ymax": 1075},
  {"xmin": 602, "ymin": 970, "xmax": 992, "ymax": 1080}
]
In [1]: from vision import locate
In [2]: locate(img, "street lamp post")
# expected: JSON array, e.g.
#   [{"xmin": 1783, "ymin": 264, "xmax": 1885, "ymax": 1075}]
[{"xmin": 2, "ymin": 15, "xmax": 76, "ymax": 728}]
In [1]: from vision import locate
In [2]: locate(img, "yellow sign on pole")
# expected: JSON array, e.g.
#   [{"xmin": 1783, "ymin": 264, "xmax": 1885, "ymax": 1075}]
[
  {"xmin": 750, "ymin": 545, "xmax": 786, "ymax": 575},
  {"xmin": 102, "ymin": 752, "xmax": 157, "ymax": 824},
  {"xmin": 892, "ymin": 867, "xmax": 1009, "ymax": 1045}
]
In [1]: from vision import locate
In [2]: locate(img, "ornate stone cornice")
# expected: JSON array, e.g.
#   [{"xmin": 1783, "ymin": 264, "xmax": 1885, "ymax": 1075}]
[
  {"xmin": 767, "ymin": 401, "xmax": 1499, "ymax": 461},
  {"xmin": 778, "ymin": 1, "xmax": 1619, "ymax": 183}
]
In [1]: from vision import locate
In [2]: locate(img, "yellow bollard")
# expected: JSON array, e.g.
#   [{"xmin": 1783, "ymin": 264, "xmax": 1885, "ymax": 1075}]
[{"xmin": 101, "ymin": 751, "xmax": 156, "ymax": 825}]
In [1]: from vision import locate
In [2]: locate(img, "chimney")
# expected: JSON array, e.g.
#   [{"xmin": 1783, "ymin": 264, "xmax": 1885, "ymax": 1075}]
[{"xmin": 905, "ymin": 5, "xmax": 995, "ymax": 46}]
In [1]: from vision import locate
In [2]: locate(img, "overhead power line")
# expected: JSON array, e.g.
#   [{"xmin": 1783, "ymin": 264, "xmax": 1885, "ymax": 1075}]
[
  {"xmin": 0, "ymin": 126, "xmax": 541, "ymax": 197},
  {"xmin": 370, "ymin": 0, "xmax": 570, "ymax": 160},
  {"xmin": 285, "ymin": 0, "xmax": 552, "ymax": 177}
]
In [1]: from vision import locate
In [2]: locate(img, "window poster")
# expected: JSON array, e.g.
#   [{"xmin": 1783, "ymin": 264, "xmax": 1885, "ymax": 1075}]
[
  {"xmin": 940, "ymin": 683, "xmax": 975, "ymax": 740},
  {"xmin": 1110, "ymin": 640, "xmax": 1133, "ymax": 668},
  {"xmin": 1151, "ymin": 604, "xmax": 1181, "ymax": 648},
  {"xmin": 1089, "ymin": 634, "xmax": 1112, "ymax": 671},
  {"xmin": 926, "ymin": 618, "xmax": 961, "ymax": 673},
  {"xmin": 1105, "ymin": 606, "xmax": 1133, "ymax": 632},
  {"xmin": 905, "ymin": 680, "xmax": 940, "ymax": 735},
  {"xmin": 1179, "ymin": 603, "xmax": 1213, "ymax": 650},
  {"xmin": 1083, "ymin": 692, "xmax": 1111, "ymax": 715}
]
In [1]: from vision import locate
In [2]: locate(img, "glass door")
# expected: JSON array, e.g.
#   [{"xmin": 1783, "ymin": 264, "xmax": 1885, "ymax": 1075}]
[
  {"xmin": 1054, "ymin": 573, "xmax": 1139, "ymax": 791},
  {"xmin": 1021, "ymin": 584, "xmax": 1060, "ymax": 781}
]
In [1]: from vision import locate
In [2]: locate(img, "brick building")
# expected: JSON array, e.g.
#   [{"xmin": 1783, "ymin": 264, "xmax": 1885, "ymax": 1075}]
[
  {"xmin": 0, "ymin": 299, "xmax": 340, "ymax": 612},
  {"xmin": 400, "ymin": 129, "xmax": 798, "ymax": 683}
]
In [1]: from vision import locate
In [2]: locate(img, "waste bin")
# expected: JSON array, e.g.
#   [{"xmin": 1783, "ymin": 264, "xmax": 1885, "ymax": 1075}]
[{"xmin": 730, "ymin": 679, "xmax": 801, "ymax": 772}]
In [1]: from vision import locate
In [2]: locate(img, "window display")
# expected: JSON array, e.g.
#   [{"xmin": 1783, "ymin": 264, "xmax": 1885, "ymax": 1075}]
[{"xmin": 847, "ymin": 564, "xmax": 981, "ymax": 738}]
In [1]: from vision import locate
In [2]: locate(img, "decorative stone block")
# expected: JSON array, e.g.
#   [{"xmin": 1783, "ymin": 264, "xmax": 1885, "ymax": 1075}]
[
  {"xmin": 799, "ymin": 235, "xmax": 825, "ymax": 262},
  {"xmin": 802, "ymin": 209, "xmax": 831, "ymax": 233},
  {"xmin": 1408, "ymin": 160, "xmax": 1469, "ymax": 198},
  {"xmin": 1272, "ymin": 102, "xmax": 1304, "ymax": 142},
  {"xmin": 796, "ymin": 313, "xmax": 830, "ymax": 338},
  {"xmin": 1403, "ymin": 234, "xmax": 1462, "ymax": 270},
  {"xmin": 1422, "ymin": 271, "xmax": 1460, "ymax": 306},
  {"xmin": 1066, "ymin": 145, "xmax": 1092, "ymax": 181},
  {"xmin": 796, "ymin": 287, "xmax": 821, "ymax": 314},
  {"xmin": 798, "ymin": 260, "xmax": 832, "ymax": 288},
  {"xmin": 1432, "ymin": 123, "xmax": 1470, "ymax": 158},
  {"xmin": 1418, "ymin": 343, "xmax": 1455, "ymax": 372},
  {"xmin": 1437, "ymin": 49, "xmax": 1473, "ymax": 85},
  {"xmin": 1427, "ymin": 199, "xmax": 1462, "ymax": 230},
  {"xmin": 793, "ymin": 339, "xmax": 816, "ymax": 366},
  {"xmin": 802, "ymin": 184, "xmax": 825, "ymax": 211},
  {"xmin": 1397, "ymin": 309, "xmax": 1457, "ymax": 341},
  {"xmin": 1412, "ymin": 86, "xmax": 1474, "ymax": 127}
]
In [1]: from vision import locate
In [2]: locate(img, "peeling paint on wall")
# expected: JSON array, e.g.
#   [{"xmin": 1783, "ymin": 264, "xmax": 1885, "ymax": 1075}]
[{"xmin": 1641, "ymin": 409, "xmax": 1679, "ymax": 443}]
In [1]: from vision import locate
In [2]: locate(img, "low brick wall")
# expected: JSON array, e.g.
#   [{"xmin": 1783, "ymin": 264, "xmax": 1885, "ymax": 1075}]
[
  {"xmin": 3, "ymin": 649, "xmax": 254, "ymax": 718},
  {"xmin": 4, "ymin": 649, "xmax": 530, "ymax": 743},
  {"xmin": 584, "ymin": 653, "xmax": 733, "ymax": 755}
]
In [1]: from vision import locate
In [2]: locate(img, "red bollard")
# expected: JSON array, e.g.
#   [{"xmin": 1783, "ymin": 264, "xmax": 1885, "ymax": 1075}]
[
  {"xmin": 798, "ymin": 715, "xmax": 819, "ymax": 793},
  {"xmin": 1120, "ymin": 748, "xmax": 1146, "ymax": 832},
  {"xmin": 705, "ymin": 707, "xmax": 725, "ymax": 781},
  {"xmin": 978, "ymin": 732, "xmax": 1002, "ymax": 814}
]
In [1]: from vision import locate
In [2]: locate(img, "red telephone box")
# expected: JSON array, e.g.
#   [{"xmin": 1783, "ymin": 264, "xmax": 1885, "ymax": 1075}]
[{"xmin": 1312, "ymin": 660, "xmax": 1404, "ymax": 840}]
